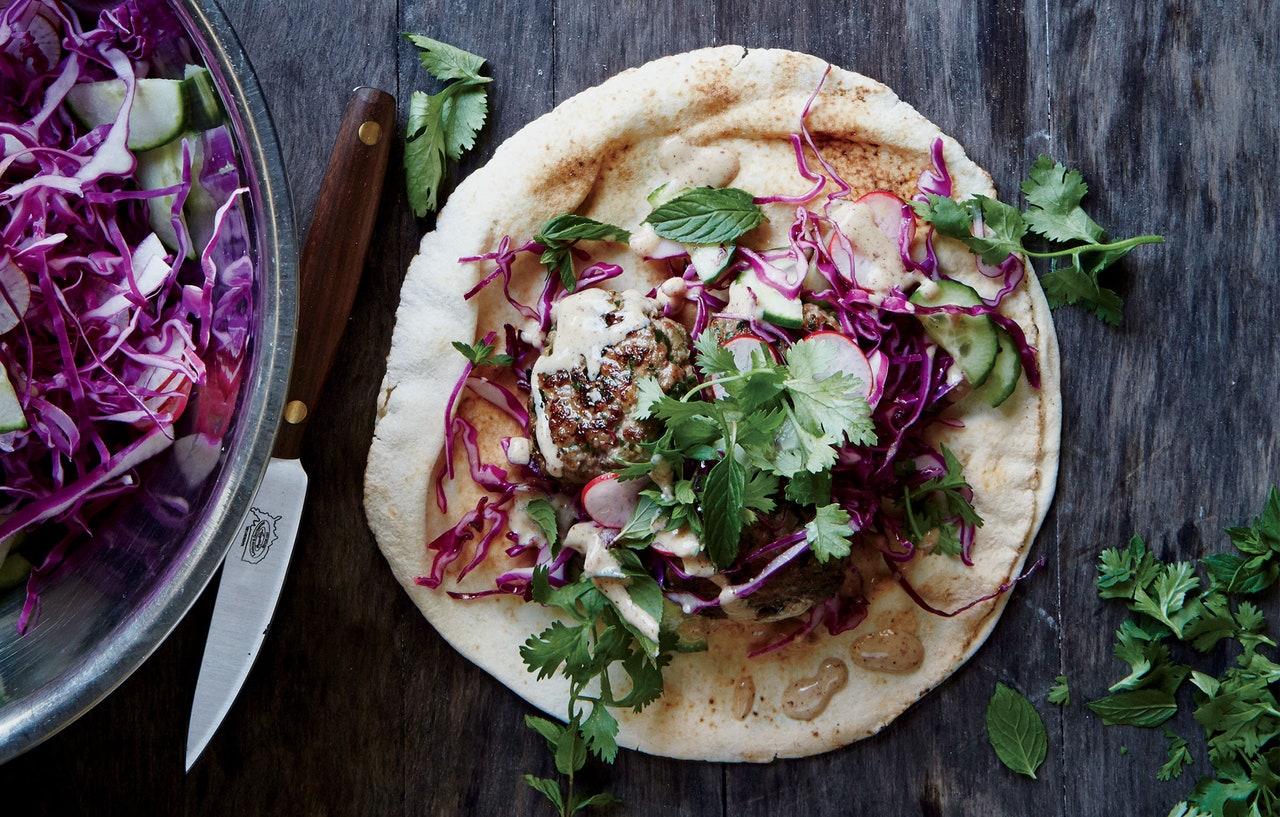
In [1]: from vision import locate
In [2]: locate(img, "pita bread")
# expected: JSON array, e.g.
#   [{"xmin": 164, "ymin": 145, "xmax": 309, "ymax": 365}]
[{"xmin": 365, "ymin": 46, "xmax": 1060, "ymax": 761}]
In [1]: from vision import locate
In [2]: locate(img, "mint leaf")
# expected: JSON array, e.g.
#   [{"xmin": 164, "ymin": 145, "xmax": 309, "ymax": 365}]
[
  {"xmin": 701, "ymin": 445, "xmax": 745, "ymax": 567},
  {"xmin": 523, "ymin": 774, "xmax": 566, "ymax": 813},
  {"xmin": 644, "ymin": 187, "xmax": 763, "ymax": 245},
  {"xmin": 1086, "ymin": 688, "xmax": 1179, "ymax": 727},
  {"xmin": 523, "ymin": 497, "xmax": 559, "ymax": 548},
  {"xmin": 986, "ymin": 682, "xmax": 1048, "ymax": 779},
  {"xmin": 535, "ymin": 215, "xmax": 631, "ymax": 291}
]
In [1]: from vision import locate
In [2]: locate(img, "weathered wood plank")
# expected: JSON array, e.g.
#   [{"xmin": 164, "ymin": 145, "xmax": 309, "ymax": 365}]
[{"xmin": 1048, "ymin": 0, "xmax": 1280, "ymax": 814}]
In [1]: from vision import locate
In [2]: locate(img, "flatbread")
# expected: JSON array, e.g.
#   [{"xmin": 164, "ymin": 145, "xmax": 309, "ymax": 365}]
[{"xmin": 365, "ymin": 46, "xmax": 1060, "ymax": 762}]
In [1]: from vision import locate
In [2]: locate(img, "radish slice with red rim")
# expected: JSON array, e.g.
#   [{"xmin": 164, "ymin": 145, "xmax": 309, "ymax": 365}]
[
  {"xmin": 712, "ymin": 333, "xmax": 777, "ymax": 398},
  {"xmin": 581, "ymin": 473, "xmax": 644, "ymax": 529}
]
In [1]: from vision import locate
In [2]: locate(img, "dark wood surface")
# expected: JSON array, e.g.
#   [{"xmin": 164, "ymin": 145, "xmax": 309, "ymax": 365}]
[{"xmin": 5, "ymin": 1, "xmax": 1280, "ymax": 814}]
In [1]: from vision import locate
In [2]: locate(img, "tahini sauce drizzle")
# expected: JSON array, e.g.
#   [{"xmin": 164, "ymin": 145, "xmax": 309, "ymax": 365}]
[
  {"xmin": 850, "ymin": 628, "xmax": 925, "ymax": 674},
  {"xmin": 658, "ymin": 137, "xmax": 740, "ymax": 189},
  {"xmin": 780, "ymin": 658, "xmax": 848, "ymax": 721}
]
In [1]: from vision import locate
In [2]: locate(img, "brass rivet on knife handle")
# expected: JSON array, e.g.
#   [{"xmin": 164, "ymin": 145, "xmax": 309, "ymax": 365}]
[{"xmin": 274, "ymin": 86, "xmax": 395, "ymax": 460}]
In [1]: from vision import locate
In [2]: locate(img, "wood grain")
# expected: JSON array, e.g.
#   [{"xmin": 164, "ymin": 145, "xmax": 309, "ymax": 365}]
[{"xmin": 4, "ymin": 1, "xmax": 1279, "ymax": 815}]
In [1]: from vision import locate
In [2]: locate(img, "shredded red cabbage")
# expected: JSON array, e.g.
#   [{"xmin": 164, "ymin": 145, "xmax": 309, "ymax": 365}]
[
  {"xmin": 1, "ymin": 0, "xmax": 254, "ymax": 632},
  {"xmin": 422, "ymin": 69, "xmax": 1046, "ymax": 650}
]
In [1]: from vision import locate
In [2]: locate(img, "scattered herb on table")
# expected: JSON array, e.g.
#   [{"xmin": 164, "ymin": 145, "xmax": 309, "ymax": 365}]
[
  {"xmin": 986, "ymin": 681, "xmax": 1049, "ymax": 779},
  {"xmin": 1087, "ymin": 486, "xmax": 1280, "ymax": 817},
  {"xmin": 913, "ymin": 156, "xmax": 1164, "ymax": 324},
  {"xmin": 1048, "ymin": 675, "xmax": 1071, "ymax": 706},
  {"xmin": 403, "ymin": 34, "xmax": 492, "ymax": 217}
]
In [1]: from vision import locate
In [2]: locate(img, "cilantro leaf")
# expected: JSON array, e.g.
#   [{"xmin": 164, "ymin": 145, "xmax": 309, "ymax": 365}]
[
  {"xmin": 402, "ymin": 34, "xmax": 491, "ymax": 217},
  {"xmin": 1021, "ymin": 156, "xmax": 1106, "ymax": 244},
  {"xmin": 986, "ymin": 682, "xmax": 1048, "ymax": 779},
  {"xmin": 900, "ymin": 446, "xmax": 984, "ymax": 555},
  {"xmin": 913, "ymin": 157, "xmax": 1163, "ymax": 322},
  {"xmin": 404, "ymin": 33, "xmax": 487, "ymax": 81},
  {"xmin": 644, "ymin": 187, "xmax": 763, "ymax": 245},
  {"xmin": 805, "ymin": 504, "xmax": 854, "ymax": 563}
]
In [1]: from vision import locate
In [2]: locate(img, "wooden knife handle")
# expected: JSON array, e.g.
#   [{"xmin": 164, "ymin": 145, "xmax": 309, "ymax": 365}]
[{"xmin": 273, "ymin": 86, "xmax": 395, "ymax": 460}]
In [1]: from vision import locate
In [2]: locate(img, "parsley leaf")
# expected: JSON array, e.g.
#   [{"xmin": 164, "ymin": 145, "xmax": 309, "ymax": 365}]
[
  {"xmin": 402, "ymin": 34, "xmax": 491, "ymax": 217},
  {"xmin": 451, "ymin": 338, "xmax": 514, "ymax": 367},
  {"xmin": 912, "ymin": 156, "xmax": 1163, "ymax": 323},
  {"xmin": 644, "ymin": 187, "xmax": 764, "ymax": 245},
  {"xmin": 900, "ymin": 446, "xmax": 984, "ymax": 556},
  {"xmin": 986, "ymin": 682, "xmax": 1048, "ymax": 779},
  {"xmin": 1091, "ymin": 486, "xmax": 1280, "ymax": 817},
  {"xmin": 1159, "ymin": 728, "xmax": 1194, "ymax": 781},
  {"xmin": 1048, "ymin": 676, "xmax": 1071, "ymax": 706}
]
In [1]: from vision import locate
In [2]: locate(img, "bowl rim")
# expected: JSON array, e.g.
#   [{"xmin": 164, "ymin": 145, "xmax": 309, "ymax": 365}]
[{"xmin": 0, "ymin": 0, "xmax": 298, "ymax": 763}]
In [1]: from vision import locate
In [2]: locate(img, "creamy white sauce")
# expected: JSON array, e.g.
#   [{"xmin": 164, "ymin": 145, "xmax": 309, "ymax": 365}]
[
  {"xmin": 506, "ymin": 496, "xmax": 545, "ymax": 547},
  {"xmin": 505, "ymin": 436, "xmax": 531, "ymax": 466},
  {"xmin": 529, "ymin": 288, "xmax": 654, "ymax": 478},
  {"xmin": 564, "ymin": 521, "xmax": 661, "ymax": 644},
  {"xmin": 659, "ymin": 136, "xmax": 740, "ymax": 189},
  {"xmin": 652, "ymin": 525, "xmax": 702, "ymax": 558},
  {"xmin": 830, "ymin": 201, "xmax": 929, "ymax": 299}
]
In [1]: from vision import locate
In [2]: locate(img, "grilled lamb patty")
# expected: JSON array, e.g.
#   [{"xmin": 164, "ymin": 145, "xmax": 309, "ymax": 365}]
[{"xmin": 528, "ymin": 288, "xmax": 693, "ymax": 485}]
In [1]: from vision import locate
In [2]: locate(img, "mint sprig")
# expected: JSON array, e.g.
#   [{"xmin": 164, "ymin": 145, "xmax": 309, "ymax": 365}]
[
  {"xmin": 643, "ymin": 187, "xmax": 763, "ymax": 245},
  {"xmin": 534, "ymin": 215, "xmax": 630, "ymax": 292}
]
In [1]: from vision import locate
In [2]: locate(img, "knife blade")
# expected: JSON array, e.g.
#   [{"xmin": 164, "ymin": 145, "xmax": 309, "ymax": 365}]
[{"xmin": 185, "ymin": 86, "xmax": 395, "ymax": 771}]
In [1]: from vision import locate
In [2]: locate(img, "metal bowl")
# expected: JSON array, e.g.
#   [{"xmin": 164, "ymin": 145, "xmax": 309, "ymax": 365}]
[{"xmin": 0, "ymin": 0, "xmax": 296, "ymax": 762}]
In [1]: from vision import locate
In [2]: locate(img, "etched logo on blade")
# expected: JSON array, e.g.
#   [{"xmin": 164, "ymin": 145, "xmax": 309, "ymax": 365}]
[{"xmin": 240, "ymin": 508, "xmax": 281, "ymax": 564}]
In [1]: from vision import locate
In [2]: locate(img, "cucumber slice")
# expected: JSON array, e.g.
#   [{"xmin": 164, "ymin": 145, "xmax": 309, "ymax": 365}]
[
  {"xmin": 0, "ymin": 365, "xmax": 26, "ymax": 433},
  {"xmin": 688, "ymin": 243, "xmax": 733, "ymax": 283},
  {"xmin": 136, "ymin": 135, "xmax": 208, "ymax": 258},
  {"xmin": 909, "ymin": 279, "xmax": 999, "ymax": 387},
  {"xmin": 0, "ymin": 552, "xmax": 31, "ymax": 591},
  {"xmin": 65, "ymin": 77, "xmax": 188, "ymax": 151},
  {"xmin": 972, "ymin": 327, "xmax": 1023, "ymax": 408},
  {"xmin": 182, "ymin": 66, "xmax": 224, "ymax": 131},
  {"xmin": 730, "ymin": 267, "xmax": 803, "ymax": 329}
]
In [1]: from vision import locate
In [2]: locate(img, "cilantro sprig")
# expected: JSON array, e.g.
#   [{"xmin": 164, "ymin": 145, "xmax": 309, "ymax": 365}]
[
  {"xmin": 900, "ymin": 446, "xmax": 984, "ymax": 556},
  {"xmin": 913, "ymin": 156, "xmax": 1164, "ymax": 324},
  {"xmin": 403, "ymin": 34, "xmax": 491, "ymax": 217},
  {"xmin": 1080, "ymin": 488, "xmax": 1280, "ymax": 816},
  {"xmin": 520, "ymin": 565, "xmax": 672, "ymax": 815},
  {"xmin": 627, "ymin": 332, "xmax": 873, "ymax": 567},
  {"xmin": 451, "ymin": 337, "xmax": 513, "ymax": 367}
]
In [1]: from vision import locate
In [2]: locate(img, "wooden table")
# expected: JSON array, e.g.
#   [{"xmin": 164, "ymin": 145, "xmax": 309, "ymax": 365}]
[{"xmin": 5, "ymin": 0, "xmax": 1279, "ymax": 814}]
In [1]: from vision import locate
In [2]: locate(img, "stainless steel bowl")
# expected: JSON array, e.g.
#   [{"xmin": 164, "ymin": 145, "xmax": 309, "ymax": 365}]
[{"xmin": 0, "ymin": 0, "xmax": 296, "ymax": 762}]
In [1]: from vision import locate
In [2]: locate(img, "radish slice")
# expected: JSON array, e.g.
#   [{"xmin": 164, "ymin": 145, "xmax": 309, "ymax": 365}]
[
  {"xmin": 581, "ymin": 473, "xmax": 644, "ymax": 529},
  {"xmin": 712, "ymin": 333, "xmax": 778, "ymax": 398},
  {"xmin": 796, "ymin": 330, "xmax": 878, "ymax": 405},
  {"xmin": 853, "ymin": 190, "xmax": 911, "ymax": 245},
  {"xmin": 0, "ymin": 256, "xmax": 31, "ymax": 334}
]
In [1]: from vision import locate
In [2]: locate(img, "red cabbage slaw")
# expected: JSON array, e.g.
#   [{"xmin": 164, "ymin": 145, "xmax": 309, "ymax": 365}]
[
  {"xmin": 420, "ymin": 87, "xmax": 1042, "ymax": 652},
  {"xmin": 1, "ymin": 0, "xmax": 252, "ymax": 631}
]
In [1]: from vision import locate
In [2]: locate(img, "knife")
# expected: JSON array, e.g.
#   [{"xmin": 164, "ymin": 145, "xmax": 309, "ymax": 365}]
[{"xmin": 185, "ymin": 86, "xmax": 395, "ymax": 771}]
